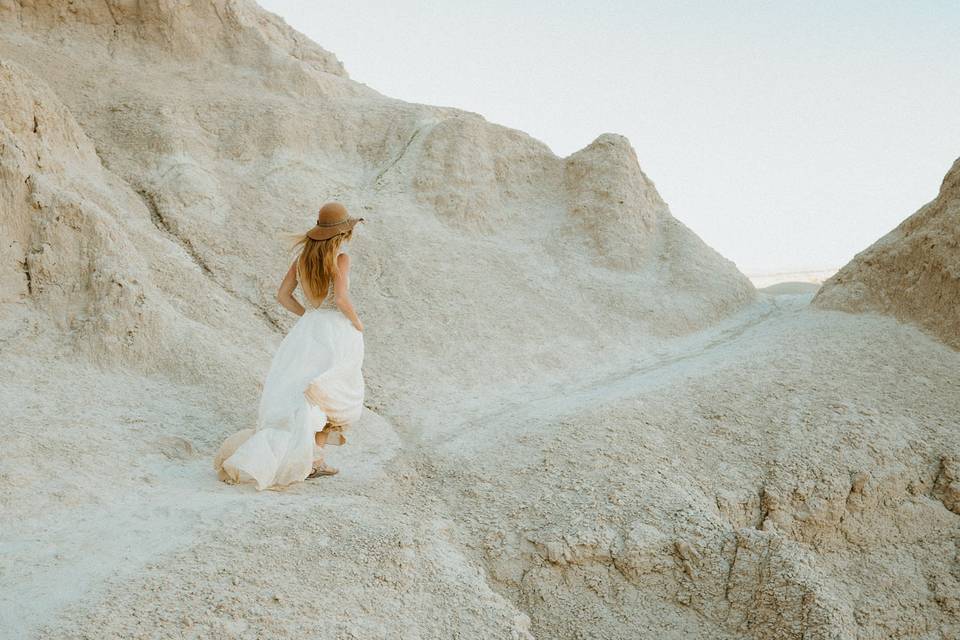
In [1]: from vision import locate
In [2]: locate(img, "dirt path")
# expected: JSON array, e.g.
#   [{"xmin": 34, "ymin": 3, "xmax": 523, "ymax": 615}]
[{"xmin": 426, "ymin": 293, "xmax": 807, "ymax": 454}]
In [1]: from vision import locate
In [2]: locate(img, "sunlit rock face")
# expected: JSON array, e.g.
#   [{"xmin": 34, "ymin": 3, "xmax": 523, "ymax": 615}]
[{"xmin": 814, "ymin": 158, "xmax": 960, "ymax": 349}]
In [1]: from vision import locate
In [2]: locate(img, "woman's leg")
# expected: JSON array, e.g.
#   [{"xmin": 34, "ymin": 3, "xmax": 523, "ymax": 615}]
[
  {"xmin": 315, "ymin": 428, "xmax": 329, "ymax": 448},
  {"xmin": 307, "ymin": 424, "xmax": 339, "ymax": 478}
]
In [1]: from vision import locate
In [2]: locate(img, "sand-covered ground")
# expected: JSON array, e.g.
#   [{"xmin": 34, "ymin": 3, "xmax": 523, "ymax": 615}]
[{"xmin": 3, "ymin": 292, "xmax": 959, "ymax": 639}]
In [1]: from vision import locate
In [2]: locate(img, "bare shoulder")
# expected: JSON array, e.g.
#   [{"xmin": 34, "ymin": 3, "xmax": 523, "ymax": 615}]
[{"xmin": 336, "ymin": 251, "xmax": 351, "ymax": 272}]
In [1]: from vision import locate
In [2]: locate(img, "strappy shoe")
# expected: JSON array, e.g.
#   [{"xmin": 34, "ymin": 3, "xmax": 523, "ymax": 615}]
[{"xmin": 306, "ymin": 462, "xmax": 339, "ymax": 479}]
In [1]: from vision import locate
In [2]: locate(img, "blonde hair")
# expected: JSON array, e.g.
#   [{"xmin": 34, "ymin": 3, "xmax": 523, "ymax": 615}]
[{"xmin": 289, "ymin": 229, "xmax": 352, "ymax": 306}]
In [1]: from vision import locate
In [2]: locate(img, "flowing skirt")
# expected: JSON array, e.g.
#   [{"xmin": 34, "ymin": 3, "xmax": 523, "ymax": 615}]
[{"xmin": 214, "ymin": 307, "xmax": 364, "ymax": 490}]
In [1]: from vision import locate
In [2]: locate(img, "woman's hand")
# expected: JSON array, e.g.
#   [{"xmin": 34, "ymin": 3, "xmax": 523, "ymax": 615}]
[{"xmin": 353, "ymin": 319, "xmax": 364, "ymax": 333}]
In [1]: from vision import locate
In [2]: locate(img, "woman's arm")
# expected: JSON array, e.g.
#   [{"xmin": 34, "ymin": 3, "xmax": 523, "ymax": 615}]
[
  {"xmin": 333, "ymin": 253, "xmax": 363, "ymax": 332},
  {"xmin": 276, "ymin": 260, "xmax": 305, "ymax": 317}
]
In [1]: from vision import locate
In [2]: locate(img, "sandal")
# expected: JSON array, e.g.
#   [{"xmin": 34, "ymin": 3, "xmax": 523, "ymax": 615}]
[{"xmin": 306, "ymin": 462, "xmax": 339, "ymax": 479}]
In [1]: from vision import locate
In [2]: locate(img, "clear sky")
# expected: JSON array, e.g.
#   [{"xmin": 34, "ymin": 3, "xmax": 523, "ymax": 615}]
[{"xmin": 259, "ymin": 0, "xmax": 960, "ymax": 274}]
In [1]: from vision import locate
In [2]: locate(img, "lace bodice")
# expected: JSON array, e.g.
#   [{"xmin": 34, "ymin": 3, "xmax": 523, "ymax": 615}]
[{"xmin": 310, "ymin": 282, "xmax": 339, "ymax": 310}]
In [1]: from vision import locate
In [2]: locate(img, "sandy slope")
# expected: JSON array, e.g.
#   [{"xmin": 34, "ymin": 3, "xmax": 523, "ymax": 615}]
[{"xmin": 3, "ymin": 292, "xmax": 958, "ymax": 639}]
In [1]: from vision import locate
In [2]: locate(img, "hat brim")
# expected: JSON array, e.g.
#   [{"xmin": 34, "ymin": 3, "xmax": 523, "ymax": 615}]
[{"xmin": 305, "ymin": 217, "xmax": 364, "ymax": 241}]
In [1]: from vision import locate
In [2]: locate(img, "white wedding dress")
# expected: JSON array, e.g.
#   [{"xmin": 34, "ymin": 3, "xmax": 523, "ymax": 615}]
[{"xmin": 214, "ymin": 243, "xmax": 365, "ymax": 490}]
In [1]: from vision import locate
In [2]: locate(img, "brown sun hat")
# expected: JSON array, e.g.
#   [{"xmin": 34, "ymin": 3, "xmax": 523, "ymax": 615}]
[{"xmin": 306, "ymin": 202, "xmax": 365, "ymax": 241}]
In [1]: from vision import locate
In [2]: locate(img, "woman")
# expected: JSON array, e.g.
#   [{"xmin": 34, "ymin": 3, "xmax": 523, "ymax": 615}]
[{"xmin": 214, "ymin": 202, "xmax": 366, "ymax": 490}]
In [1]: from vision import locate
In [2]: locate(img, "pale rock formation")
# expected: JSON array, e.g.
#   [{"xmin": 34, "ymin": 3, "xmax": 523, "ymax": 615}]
[
  {"xmin": 563, "ymin": 133, "xmax": 666, "ymax": 269},
  {"xmin": 0, "ymin": 0, "xmax": 755, "ymax": 410},
  {"xmin": 1, "ymin": 2, "xmax": 957, "ymax": 640},
  {"xmin": 814, "ymin": 158, "xmax": 960, "ymax": 349},
  {"xmin": 411, "ymin": 114, "xmax": 563, "ymax": 232},
  {"xmin": 0, "ymin": 58, "xmax": 269, "ymax": 393},
  {"xmin": 0, "ymin": 0, "xmax": 347, "ymax": 79}
]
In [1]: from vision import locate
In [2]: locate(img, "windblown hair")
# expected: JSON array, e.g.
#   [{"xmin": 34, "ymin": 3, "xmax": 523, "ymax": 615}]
[{"xmin": 289, "ymin": 229, "xmax": 352, "ymax": 306}]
